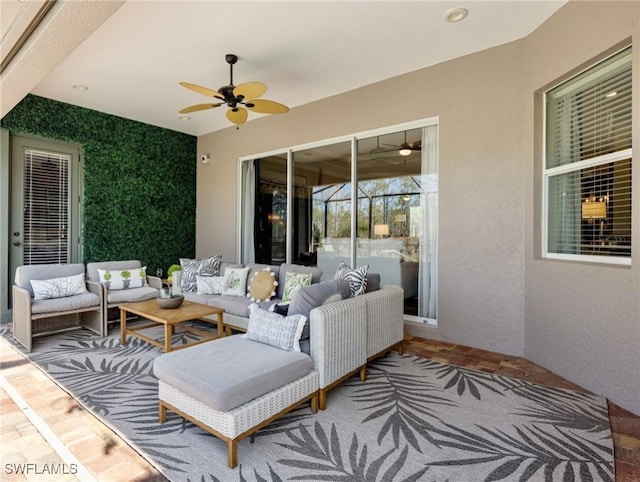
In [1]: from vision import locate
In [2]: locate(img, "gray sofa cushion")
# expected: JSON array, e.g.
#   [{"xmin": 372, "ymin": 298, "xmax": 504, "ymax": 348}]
[
  {"xmin": 31, "ymin": 292, "xmax": 100, "ymax": 314},
  {"xmin": 153, "ymin": 335, "xmax": 312, "ymax": 412},
  {"xmin": 288, "ymin": 279, "xmax": 352, "ymax": 339},
  {"xmin": 106, "ymin": 286, "xmax": 158, "ymax": 304},
  {"xmin": 202, "ymin": 295, "xmax": 277, "ymax": 318}
]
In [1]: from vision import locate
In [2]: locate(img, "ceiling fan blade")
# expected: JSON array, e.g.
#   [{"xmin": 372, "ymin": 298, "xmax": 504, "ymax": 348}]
[
  {"xmin": 246, "ymin": 99, "xmax": 289, "ymax": 114},
  {"xmin": 226, "ymin": 107, "xmax": 248, "ymax": 125},
  {"xmin": 233, "ymin": 82, "xmax": 267, "ymax": 100},
  {"xmin": 179, "ymin": 103, "xmax": 222, "ymax": 114},
  {"xmin": 179, "ymin": 82, "xmax": 223, "ymax": 99},
  {"xmin": 179, "ymin": 102, "xmax": 224, "ymax": 114}
]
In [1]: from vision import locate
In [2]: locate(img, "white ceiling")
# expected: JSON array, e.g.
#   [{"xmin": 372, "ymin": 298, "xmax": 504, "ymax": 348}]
[{"xmin": 18, "ymin": 1, "xmax": 566, "ymax": 137}]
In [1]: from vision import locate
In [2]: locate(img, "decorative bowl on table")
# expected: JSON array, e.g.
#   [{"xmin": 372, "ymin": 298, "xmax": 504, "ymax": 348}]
[{"xmin": 156, "ymin": 295, "xmax": 184, "ymax": 309}]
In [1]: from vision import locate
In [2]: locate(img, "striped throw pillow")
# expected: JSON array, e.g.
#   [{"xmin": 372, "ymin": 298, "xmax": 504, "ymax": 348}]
[{"xmin": 334, "ymin": 262, "xmax": 369, "ymax": 296}]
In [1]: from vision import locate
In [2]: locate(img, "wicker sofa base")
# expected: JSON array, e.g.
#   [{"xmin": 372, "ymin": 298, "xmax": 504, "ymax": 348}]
[{"xmin": 158, "ymin": 371, "xmax": 319, "ymax": 468}]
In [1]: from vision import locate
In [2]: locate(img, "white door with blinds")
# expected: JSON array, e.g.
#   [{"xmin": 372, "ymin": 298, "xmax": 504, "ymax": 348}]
[{"xmin": 9, "ymin": 136, "xmax": 82, "ymax": 297}]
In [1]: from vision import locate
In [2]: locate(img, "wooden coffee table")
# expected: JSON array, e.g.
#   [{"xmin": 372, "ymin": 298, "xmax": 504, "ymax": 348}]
[{"xmin": 119, "ymin": 299, "xmax": 224, "ymax": 352}]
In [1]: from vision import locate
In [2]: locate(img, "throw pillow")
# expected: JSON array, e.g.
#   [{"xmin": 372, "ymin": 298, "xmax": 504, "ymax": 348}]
[
  {"xmin": 281, "ymin": 271, "xmax": 312, "ymax": 302},
  {"xmin": 269, "ymin": 303, "xmax": 290, "ymax": 316},
  {"xmin": 247, "ymin": 268, "xmax": 278, "ymax": 302},
  {"xmin": 276, "ymin": 264, "xmax": 322, "ymax": 299},
  {"xmin": 334, "ymin": 262, "xmax": 369, "ymax": 296},
  {"xmin": 179, "ymin": 255, "xmax": 222, "ymax": 292},
  {"xmin": 246, "ymin": 304, "xmax": 307, "ymax": 352},
  {"xmin": 196, "ymin": 275, "xmax": 224, "ymax": 295},
  {"xmin": 97, "ymin": 267, "xmax": 148, "ymax": 290},
  {"xmin": 31, "ymin": 273, "xmax": 88, "ymax": 300},
  {"xmin": 288, "ymin": 279, "xmax": 352, "ymax": 339},
  {"xmin": 221, "ymin": 267, "xmax": 250, "ymax": 297}
]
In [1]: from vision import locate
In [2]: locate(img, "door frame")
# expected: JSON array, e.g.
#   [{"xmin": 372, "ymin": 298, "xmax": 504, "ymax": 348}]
[{"xmin": 0, "ymin": 130, "xmax": 83, "ymax": 320}]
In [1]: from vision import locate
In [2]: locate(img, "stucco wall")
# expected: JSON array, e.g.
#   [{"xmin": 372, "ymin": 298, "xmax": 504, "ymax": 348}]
[
  {"xmin": 197, "ymin": 1, "xmax": 640, "ymax": 415},
  {"xmin": 524, "ymin": 1, "xmax": 640, "ymax": 415},
  {"xmin": 197, "ymin": 39, "xmax": 527, "ymax": 358}
]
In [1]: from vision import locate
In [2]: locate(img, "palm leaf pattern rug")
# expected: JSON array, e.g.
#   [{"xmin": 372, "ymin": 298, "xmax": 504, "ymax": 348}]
[{"xmin": 1, "ymin": 324, "xmax": 614, "ymax": 481}]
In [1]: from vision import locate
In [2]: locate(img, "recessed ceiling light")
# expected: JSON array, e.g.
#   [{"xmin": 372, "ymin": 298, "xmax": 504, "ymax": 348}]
[
  {"xmin": 604, "ymin": 91, "xmax": 617, "ymax": 98},
  {"xmin": 71, "ymin": 83, "xmax": 88, "ymax": 91},
  {"xmin": 178, "ymin": 115, "xmax": 191, "ymax": 121},
  {"xmin": 444, "ymin": 7, "xmax": 468, "ymax": 23}
]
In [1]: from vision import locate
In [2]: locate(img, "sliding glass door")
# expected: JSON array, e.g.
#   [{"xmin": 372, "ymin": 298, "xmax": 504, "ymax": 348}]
[{"xmin": 239, "ymin": 121, "xmax": 438, "ymax": 323}]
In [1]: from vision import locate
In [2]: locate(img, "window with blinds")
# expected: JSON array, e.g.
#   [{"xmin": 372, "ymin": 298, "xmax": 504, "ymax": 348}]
[
  {"xmin": 23, "ymin": 149, "xmax": 70, "ymax": 264},
  {"xmin": 544, "ymin": 47, "xmax": 632, "ymax": 263}
]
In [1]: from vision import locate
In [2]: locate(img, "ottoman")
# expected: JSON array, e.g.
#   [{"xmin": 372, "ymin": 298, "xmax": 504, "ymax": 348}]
[{"xmin": 153, "ymin": 335, "xmax": 319, "ymax": 468}]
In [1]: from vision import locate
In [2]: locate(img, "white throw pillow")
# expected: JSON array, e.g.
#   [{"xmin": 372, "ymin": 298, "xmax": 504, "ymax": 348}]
[
  {"xmin": 98, "ymin": 267, "xmax": 147, "ymax": 290},
  {"xmin": 196, "ymin": 275, "xmax": 225, "ymax": 295},
  {"xmin": 221, "ymin": 267, "xmax": 250, "ymax": 297},
  {"xmin": 31, "ymin": 273, "xmax": 88, "ymax": 300},
  {"xmin": 246, "ymin": 304, "xmax": 307, "ymax": 352}
]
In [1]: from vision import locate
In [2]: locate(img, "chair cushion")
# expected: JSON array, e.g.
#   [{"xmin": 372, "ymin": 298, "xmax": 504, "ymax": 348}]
[
  {"xmin": 153, "ymin": 335, "xmax": 312, "ymax": 412},
  {"xmin": 106, "ymin": 286, "xmax": 158, "ymax": 304},
  {"xmin": 15, "ymin": 263, "xmax": 85, "ymax": 296},
  {"xmin": 31, "ymin": 292, "xmax": 100, "ymax": 314}
]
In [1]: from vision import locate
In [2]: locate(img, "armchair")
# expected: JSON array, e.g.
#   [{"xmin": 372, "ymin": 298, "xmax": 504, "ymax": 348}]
[
  {"xmin": 12, "ymin": 263, "xmax": 103, "ymax": 352},
  {"xmin": 86, "ymin": 260, "xmax": 161, "ymax": 333}
]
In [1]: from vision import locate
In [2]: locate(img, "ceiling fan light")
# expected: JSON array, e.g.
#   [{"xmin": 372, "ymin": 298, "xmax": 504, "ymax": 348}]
[{"xmin": 399, "ymin": 148, "xmax": 412, "ymax": 156}]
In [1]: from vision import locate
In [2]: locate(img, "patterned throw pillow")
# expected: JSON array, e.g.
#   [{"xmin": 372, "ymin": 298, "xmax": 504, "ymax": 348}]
[
  {"xmin": 247, "ymin": 268, "xmax": 278, "ymax": 302},
  {"xmin": 334, "ymin": 262, "xmax": 369, "ymax": 296},
  {"xmin": 246, "ymin": 304, "xmax": 307, "ymax": 352},
  {"xmin": 221, "ymin": 267, "xmax": 250, "ymax": 297},
  {"xmin": 97, "ymin": 267, "xmax": 148, "ymax": 290},
  {"xmin": 196, "ymin": 275, "xmax": 225, "ymax": 295},
  {"xmin": 281, "ymin": 272, "xmax": 312, "ymax": 302},
  {"xmin": 179, "ymin": 255, "xmax": 222, "ymax": 292},
  {"xmin": 30, "ymin": 273, "xmax": 88, "ymax": 300}
]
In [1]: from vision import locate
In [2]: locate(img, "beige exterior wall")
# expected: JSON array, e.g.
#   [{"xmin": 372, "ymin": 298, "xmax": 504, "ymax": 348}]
[
  {"xmin": 524, "ymin": 1, "xmax": 640, "ymax": 415},
  {"xmin": 197, "ymin": 0, "xmax": 640, "ymax": 415},
  {"xmin": 197, "ymin": 40, "xmax": 528, "ymax": 358}
]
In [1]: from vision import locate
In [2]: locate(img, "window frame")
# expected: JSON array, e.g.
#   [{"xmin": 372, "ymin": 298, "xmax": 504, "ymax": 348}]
[{"xmin": 542, "ymin": 46, "xmax": 632, "ymax": 266}]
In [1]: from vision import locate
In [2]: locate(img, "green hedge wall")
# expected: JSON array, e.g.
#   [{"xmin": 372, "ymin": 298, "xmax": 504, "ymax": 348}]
[{"xmin": 1, "ymin": 95, "xmax": 197, "ymax": 273}]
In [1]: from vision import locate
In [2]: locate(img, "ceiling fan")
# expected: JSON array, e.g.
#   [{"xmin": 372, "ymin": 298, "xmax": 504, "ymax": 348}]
[
  {"xmin": 396, "ymin": 132, "xmax": 421, "ymax": 156},
  {"xmin": 178, "ymin": 54, "xmax": 289, "ymax": 125}
]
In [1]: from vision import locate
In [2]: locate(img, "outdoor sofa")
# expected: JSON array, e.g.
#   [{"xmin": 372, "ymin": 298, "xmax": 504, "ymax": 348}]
[{"xmin": 154, "ymin": 258, "xmax": 404, "ymax": 468}]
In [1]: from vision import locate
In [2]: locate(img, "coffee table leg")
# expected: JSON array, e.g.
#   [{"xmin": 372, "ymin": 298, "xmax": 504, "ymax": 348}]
[
  {"xmin": 164, "ymin": 324, "xmax": 172, "ymax": 352},
  {"xmin": 120, "ymin": 308, "xmax": 127, "ymax": 345},
  {"xmin": 217, "ymin": 313, "xmax": 223, "ymax": 338}
]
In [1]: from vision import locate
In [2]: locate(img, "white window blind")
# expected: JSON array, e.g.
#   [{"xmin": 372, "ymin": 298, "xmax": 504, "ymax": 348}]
[
  {"xmin": 23, "ymin": 149, "xmax": 70, "ymax": 265},
  {"xmin": 544, "ymin": 47, "xmax": 632, "ymax": 262}
]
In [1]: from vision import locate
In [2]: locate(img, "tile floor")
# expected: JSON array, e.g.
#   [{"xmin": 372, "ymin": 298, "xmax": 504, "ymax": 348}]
[{"xmin": 1, "ymin": 333, "xmax": 638, "ymax": 481}]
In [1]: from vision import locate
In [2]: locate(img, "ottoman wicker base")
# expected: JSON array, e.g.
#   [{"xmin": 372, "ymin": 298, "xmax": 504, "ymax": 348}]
[{"xmin": 158, "ymin": 371, "xmax": 319, "ymax": 468}]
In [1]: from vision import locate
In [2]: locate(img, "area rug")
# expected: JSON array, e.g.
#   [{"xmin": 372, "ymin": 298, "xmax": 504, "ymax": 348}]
[{"xmin": 1, "ymin": 324, "xmax": 614, "ymax": 482}]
